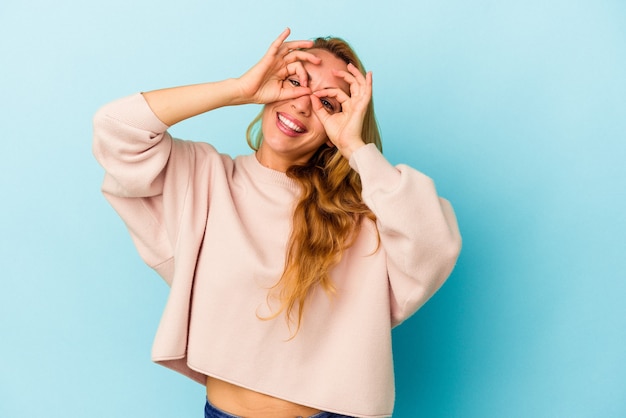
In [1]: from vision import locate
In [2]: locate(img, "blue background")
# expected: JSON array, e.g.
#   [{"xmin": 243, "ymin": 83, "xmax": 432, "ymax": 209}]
[{"xmin": 1, "ymin": 0, "xmax": 624, "ymax": 417}]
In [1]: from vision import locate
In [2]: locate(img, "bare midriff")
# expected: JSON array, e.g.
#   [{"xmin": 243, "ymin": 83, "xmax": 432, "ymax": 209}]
[{"xmin": 206, "ymin": 376, "xmax": 323, "ymax": 418}]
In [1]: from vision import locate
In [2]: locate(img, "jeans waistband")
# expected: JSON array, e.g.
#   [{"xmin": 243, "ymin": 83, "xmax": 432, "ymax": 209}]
[{"xmin": 204, "ymin": 398, "xmax": 356, "ymax": 418}]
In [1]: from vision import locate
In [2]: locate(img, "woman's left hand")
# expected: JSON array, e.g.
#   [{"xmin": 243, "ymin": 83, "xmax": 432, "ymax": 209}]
[{"xmin": 310, "ymin": 63, "xmax": 372, "ymax": 160}]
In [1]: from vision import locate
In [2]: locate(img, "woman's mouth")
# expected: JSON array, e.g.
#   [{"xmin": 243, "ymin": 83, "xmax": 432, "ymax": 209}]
[{"xmin": 276, "ymin": 112, "xmax": 306, "ymax": 137}]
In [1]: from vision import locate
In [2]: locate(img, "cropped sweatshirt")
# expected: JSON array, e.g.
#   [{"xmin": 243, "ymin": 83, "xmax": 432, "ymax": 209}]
[{"xmin": 92, "ymin": 93, "xmax": 462, "ymax": 418}]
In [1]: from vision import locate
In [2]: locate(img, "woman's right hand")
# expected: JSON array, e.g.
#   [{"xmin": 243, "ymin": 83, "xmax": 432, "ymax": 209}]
[{"xmin": 235, "ymin": 28, "xmax": 321, "ymax": 105}]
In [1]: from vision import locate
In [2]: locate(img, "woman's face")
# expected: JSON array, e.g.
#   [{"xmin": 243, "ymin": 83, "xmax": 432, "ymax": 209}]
[{"xmin": 257, "ymin": 49, "xmax": 350, "ymax": 171}]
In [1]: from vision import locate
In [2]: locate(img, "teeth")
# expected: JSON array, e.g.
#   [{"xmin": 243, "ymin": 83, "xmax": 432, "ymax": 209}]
[{"xmin": 278, "ymin": 114, "xmax": 304, "ymax": 133}]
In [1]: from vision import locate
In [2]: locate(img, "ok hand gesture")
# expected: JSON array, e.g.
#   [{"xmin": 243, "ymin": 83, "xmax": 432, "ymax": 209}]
[
  {"xmin": 310, "ymin": 63, "xmax": 372, "ymax": 160},
  {"xmin": 236, "ymin": 28, "xmax": 321, "ymax": 105}
]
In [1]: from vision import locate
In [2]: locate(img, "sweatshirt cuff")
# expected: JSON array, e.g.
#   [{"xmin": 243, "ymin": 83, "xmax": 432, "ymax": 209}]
[
  {"xmin": 98, "ymin": 92, "xmax": 170, "ymax": 135},
  {"xmin": 349, "ymin": 143, "xmax": 401, "ymax": 192}
]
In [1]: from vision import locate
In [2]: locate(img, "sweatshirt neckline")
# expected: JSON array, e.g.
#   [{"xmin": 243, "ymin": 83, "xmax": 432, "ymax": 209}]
[{"xmin": 241, "ymin": 153, "xmax": 299, "ymax": 190}]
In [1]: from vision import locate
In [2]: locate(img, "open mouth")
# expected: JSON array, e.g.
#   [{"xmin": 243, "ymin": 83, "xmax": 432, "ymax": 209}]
[{"xmin": 276, "ymin": 112, "xmax": 306, "ymax": 137}]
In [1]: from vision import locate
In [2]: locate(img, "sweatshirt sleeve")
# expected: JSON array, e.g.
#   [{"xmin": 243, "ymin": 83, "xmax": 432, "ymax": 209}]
[
  {"xmin": 92, "ymin": 93, "xmax": 173, "ymax": 198},
  {"xmin": 92, "ymin": 93, "xmax": 217, "ymax": 284},
  {"xmin": 349, "ymin": 144, "xmax": 462, "ymax": 327}
]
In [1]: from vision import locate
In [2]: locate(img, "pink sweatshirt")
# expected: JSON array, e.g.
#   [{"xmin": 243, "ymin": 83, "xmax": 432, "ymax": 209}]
[{"xmin": 92, "ymin": 93, "xmax": 461, "ymax": 417}]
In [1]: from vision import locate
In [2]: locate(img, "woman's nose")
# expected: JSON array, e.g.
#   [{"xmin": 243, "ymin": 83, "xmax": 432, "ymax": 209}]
[{"xmin": 290, "ymin": 94, "xmax": 311, "ymax": 116}]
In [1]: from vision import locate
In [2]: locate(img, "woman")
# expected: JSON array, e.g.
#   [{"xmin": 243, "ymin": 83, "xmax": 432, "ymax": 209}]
[{"xmin": 93, "ymin": 28, "xmax": 461, "ymax": 418}]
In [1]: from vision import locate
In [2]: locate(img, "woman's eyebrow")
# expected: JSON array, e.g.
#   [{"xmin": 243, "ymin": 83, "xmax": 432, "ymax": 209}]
[{"xmin": 307, "ymin": 70, "xmax": 348, "ymax": 93}]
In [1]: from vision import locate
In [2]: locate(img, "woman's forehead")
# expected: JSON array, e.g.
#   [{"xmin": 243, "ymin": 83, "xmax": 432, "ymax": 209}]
[{"xmin": 303, "ymin": 49, "xmax": 350, "ymax": 93}]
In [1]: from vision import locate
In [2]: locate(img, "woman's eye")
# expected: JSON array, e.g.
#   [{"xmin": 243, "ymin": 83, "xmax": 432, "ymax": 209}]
[
  {"xmin": 288, "ymin": 79, "xmax": 301, "ymax": 87},
  {"xmin": 320, "ymin": 98, "xmax": 335, "ymax": 112}
]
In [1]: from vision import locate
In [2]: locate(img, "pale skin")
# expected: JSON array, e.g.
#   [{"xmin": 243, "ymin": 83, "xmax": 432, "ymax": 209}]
[{"xmin": 143, "ymin": 28, "xmax": 374, "ymax": 417}]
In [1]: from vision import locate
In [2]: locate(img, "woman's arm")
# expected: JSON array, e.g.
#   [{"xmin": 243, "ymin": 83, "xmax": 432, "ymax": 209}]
[
  {"xmin": 143, "ymin": 28, "xmax": 321, "ymax": 126},
  {"xmin": 142, "ymin": 79, "xmax": 247, "ymax": 126},
  {"xmin": 349, "ymin": 145, "xmax": 462, "ymax": 326}
]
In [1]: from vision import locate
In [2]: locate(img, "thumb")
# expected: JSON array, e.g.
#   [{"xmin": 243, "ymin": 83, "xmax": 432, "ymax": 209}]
[{"xmin": 278, "ymin": 87, "xmax": 312, "ymax": 102}]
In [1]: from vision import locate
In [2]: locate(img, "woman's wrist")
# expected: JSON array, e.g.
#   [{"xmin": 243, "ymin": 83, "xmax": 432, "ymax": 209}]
[
  {"xmin": 226, "ymin": 77, "xmax": 260, "ymax": 106},
  {"xmin": 336, "ymin": 138, "xmax": 367, "ymax": 161}
]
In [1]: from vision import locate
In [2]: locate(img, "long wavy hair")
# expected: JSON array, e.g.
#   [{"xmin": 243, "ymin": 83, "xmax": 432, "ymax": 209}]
[{"xmin": 247, "ymin": 37, "xmax": 382, "ymax": 335}]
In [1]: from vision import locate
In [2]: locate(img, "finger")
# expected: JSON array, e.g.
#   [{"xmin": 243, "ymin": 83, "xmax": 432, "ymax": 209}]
[
  {"xmin": 284, "ymin": 50, "xmax": 322, "ymax": 66},
  {"xmin": 316, "ymin": 87, "xmax": 371, "ymax": 115},
  {"xmin": 332, "ymin": 69, "xmax": 359, "ymax": 89},
  {"xmin": 335, "ymin": 62, "xmax": 364, "ymax": 78},
  {"xmin": 269, "ymin": 29, "xmax": 315, "ymax": 58},
  {"xmin": 332, "ymin": 71, "xmax": 365, "ymax": 98},
  {"xmin": 334, "ymin": 66, "xmax": 367, "ymax": 87},
  {"xmin": 286, "ymin": 61, "xmax": 308, "ymax": 87},
  {"xmin": 352, "ymin": 66, "xmax": 372, "ymax": 94},
  {"xmin": 281, "ymin": 39, "xmax": 315, "ymax": 53},
  {"xmin": 347, "ymin": 62, "xmax": 365, "ymax": 77},
  {"xmin": 354, "ymin": 67, "xmax": 373, "ymax": 94},
  {"xmin": 356, "ymin": 71, "xmax": 372, "ymax": 98},
  {"xmin": 333, "ymin": 68, "xmax": 371, "ymax": 99},
  {"xmin": 310, "ymin": 95, "xmax": 332, "ymax": 123},
  {"xmin": 314, "ymin": 88, "xmax": 351, "ymax": 104},
  {"xmin": 269, "ymin": 28, "xmax": 292, "ymax": 52},
  {"xmin": 279, "ymin": 86, "xmax": 312, "ymax": 101}
]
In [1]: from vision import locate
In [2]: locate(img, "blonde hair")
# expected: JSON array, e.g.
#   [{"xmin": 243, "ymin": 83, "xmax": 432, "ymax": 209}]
[{"xmin": 247, "ymin": 37, "xmax": 382, "ymax": 335}]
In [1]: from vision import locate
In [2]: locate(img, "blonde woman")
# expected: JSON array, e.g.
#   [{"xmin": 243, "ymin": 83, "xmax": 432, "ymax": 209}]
[{"xmin": 93, "ymin": 28, "xmax": 461, "ymax": 418}]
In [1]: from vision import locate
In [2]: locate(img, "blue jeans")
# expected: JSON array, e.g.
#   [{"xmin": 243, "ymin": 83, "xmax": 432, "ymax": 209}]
[{"xmin": 204, "ymin": 398, "xmax": 356, "ymax": 418}]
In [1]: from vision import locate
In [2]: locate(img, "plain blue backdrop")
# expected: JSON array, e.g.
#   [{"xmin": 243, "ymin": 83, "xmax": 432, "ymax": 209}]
[{"xmin": 1, "ymin": 0, "xmax": 624, "ymax": 417}]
